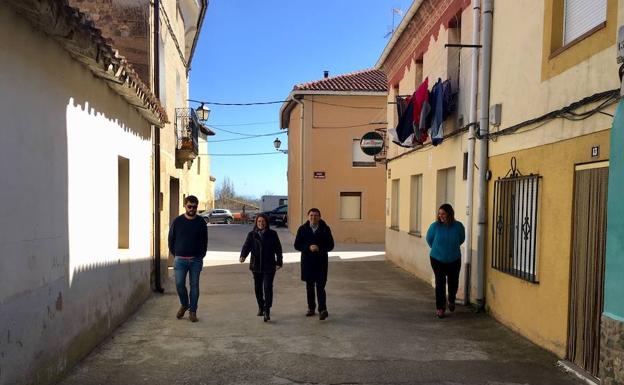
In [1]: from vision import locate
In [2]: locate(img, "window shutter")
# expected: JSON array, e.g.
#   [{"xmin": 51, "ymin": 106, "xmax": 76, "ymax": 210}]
[
  {"xmin": 340, "ymin": 192, "xmax": 361, "ymax": 220},
  {"xmin": 564, "ymin": 0, "xmax": 607, "ymax": 45}
]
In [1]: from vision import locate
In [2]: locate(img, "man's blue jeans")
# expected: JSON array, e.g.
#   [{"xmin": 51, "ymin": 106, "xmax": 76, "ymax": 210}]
[{"xmin": 174, "ymin": 257, "xmax": 203, "ymax": 312}]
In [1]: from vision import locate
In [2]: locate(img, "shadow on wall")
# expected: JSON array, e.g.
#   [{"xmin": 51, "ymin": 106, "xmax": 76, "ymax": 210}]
[{"xmin": 0, "ymin": 92, "xmax": 153, "ymax": 385}]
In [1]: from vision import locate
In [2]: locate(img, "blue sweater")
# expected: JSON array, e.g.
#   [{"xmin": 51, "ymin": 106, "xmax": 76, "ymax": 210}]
[{"xmin": 426, "ymin": 221, "xmax": 465, "ymax": 263}]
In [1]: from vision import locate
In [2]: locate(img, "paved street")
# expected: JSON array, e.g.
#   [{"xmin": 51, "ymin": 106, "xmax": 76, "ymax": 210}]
[{"xmin": 57, "ymin": 224, "xmax": 582, "ymax": 385}]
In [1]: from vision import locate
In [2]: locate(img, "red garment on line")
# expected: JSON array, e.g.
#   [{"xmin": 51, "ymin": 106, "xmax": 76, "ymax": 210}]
[{"xmin": 412, "ymin": 77, "xmax": 429, "ymax": 144}]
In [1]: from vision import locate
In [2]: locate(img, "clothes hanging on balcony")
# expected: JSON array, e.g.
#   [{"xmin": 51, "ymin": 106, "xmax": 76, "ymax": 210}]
[
  {"xmin": 389, "ymin": 94, "xmax": 416, "ymax": 147},
  {"xmin": 390, "ymin": 77, "xmax": 455, "ymax": 148},
  {"xmin": 429, "ymin": 78, "xmax": 444, "ymax": 146},
  {"xmin": 413, "ymin": 77, "xmax": 430, "ymax": 145},
  {"xmin": 441, "ymin": 79, "xmax": 454, "ymax": 120},
  {"xmin": 389, "ymin": 78, "xmax": 431, "ymax": 148}
]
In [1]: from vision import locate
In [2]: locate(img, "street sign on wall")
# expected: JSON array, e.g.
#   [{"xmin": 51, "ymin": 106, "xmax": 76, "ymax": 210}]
[{"xmin": 360, "ymin": 131, "xmax": 385, "ymax": 156}]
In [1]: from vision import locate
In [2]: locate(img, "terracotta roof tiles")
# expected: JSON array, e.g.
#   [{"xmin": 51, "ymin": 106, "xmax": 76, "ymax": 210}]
[{"xmin": 293, "ymin": 69, "xmax": 387, "ymax": 93}]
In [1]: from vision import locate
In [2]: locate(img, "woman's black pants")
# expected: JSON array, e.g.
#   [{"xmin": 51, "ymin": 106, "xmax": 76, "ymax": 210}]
[
  {"xmin": 429, "ymin": 257, "xmax": 461, "ymax": 310},
  {"xmin": 306, "ymin": 280, "xmax": 327, "ymax": 312},
  {"xmin": 253, "ymin": 272, "xmax": 275, "ymax": 311}
]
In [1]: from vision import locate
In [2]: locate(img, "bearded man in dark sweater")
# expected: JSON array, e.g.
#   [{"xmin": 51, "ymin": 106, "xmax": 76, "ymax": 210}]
[{"xmin": 168, "ymin": 195, "xmax": 208, "ymax": 322}]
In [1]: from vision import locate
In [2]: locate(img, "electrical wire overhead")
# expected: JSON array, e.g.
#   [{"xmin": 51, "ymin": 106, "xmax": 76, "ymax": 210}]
[
  {"xmin": 209, "ymin": 131, "xmax": 286, "ymax": 142},
  {"xmin": 210, "ymin": 121, "xmax": 279, "ymax": 127},
  {"xmin": 485, "ymin": 89, "xmax": 619, "ymax": 139},
  {"xmin": 199, "ymin": 152, "xmax": 283, "ymax": 156},
  {"xmin": 189, "ymin": 98, "xmax": 286, "ymax": 106},
  {"xmin": 188, "ymin": 98, "xmax": 386, "ymax": 109},
  {"xmin": 208, "ymin": 126, "xmax": 265, "ymax": 136}
]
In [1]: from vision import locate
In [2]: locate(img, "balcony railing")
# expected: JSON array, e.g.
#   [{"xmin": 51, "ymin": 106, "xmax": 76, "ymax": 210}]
[{"xmin": 175, "ymin": 108, "xmax": 200, "ymax": 168}]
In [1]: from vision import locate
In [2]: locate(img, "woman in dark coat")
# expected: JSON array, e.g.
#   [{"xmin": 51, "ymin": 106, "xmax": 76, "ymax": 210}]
[
  {"xmin": 294, "ymin": 208, "xmax": 334, "ymax": 320},
  {"xmin": 239, "ymin": 214, "xmax": 283, "ymax": 322}
]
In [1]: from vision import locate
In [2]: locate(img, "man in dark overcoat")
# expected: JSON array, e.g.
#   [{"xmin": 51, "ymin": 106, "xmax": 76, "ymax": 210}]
[{"xmin": 294, "ymin": 208, "xmax": 335, "ymax": 320}]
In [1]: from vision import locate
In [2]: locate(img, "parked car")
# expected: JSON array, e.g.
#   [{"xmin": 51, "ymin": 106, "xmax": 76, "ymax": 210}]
[
  {"xmin": 260, "ymin": 204, "xmax": 287, "ymax": 226},
  {"xmin": 200, "ymin": 208, "xmax": 234, "ymax": 224}
]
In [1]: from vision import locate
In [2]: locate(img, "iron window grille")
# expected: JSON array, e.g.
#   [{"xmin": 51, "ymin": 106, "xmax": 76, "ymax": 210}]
[{"xmin": 492, "ymin": 157, "xmax": 541, "ymax": 283}]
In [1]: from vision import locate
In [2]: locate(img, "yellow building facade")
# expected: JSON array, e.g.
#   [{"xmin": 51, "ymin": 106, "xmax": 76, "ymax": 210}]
[
  {"xmin": 484, "ymin": 0, "xmax": 620, "ymax": 376},
  {"xmin": 280, "ymin": 70, "xmax": 388, "ymax": 243},
  {"xmin": 378, "ymin": 1, "xmax": 622, "ymax": 378}
]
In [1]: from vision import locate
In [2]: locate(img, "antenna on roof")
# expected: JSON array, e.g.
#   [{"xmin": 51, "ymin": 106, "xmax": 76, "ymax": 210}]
[{"xmin": 384, "ymin": 8, "xmax": 403, "ymax": 38}]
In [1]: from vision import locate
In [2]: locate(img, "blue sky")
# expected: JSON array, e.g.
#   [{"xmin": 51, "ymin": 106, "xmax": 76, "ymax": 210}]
[{"xmin": 190, "ymin": 0, "xmax": 411, "ymax": 198}]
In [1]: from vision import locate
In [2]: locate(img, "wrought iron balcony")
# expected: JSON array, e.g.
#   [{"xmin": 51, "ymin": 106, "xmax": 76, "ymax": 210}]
[{"xmin": 175, "ymin": 108, "xmax": 200, "ymax": 168}]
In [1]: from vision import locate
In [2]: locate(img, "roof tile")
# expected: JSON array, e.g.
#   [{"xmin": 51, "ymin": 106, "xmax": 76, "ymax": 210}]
[{"xmin": 293, "ymin": 69, "xmax": 388, "ymax": 93}]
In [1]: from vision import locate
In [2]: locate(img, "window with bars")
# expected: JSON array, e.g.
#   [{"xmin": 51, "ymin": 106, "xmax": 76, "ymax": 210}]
[{"xmin": 491, "ymin": 170, "xmax": 541, "ymax": 283}]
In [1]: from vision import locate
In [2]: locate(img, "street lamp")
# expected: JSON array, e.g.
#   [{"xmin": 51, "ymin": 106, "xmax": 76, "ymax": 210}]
[
  {"xmin": 196, "ymin": 103, "xmax": 211, "ymax": 121},
  {"xmin": 273, "ymin": 137, "xmax": 287, "ymax": 154}
]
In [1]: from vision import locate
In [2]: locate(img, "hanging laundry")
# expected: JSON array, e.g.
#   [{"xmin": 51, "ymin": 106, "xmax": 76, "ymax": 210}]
[
  {"xmin": 412, "ymin": 78, "xmax": 430, "ymax": 145},
  {"xmin": 389, "ymin": 94, "xmax": 416, "ymax": 147},
  {"xmin": 429, "ymin": 78, "xmax": 444, "ymax": 146},
  {"xmin": 396, "ymin": 94, "xmax": 409, "ymax": 119},
  {"xmin": 441, "ymin": 79, "xmax": 454, "ymax": 120}
]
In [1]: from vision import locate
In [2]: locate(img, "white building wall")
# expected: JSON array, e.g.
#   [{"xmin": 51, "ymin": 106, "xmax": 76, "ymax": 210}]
[{"xmin": 0, "ymin": 6, "xmax": 152, "ymax": 384}]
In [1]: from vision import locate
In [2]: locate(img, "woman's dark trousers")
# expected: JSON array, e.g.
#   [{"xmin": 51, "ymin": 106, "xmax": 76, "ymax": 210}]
[
  {"xmin": 306, "ymin": 280, "xmax": 327, "ymax": 312},
  {"xmin": 429, "ymin": 257, "xmax": 461, "ymax": 310},
  {"xmin": 253, "ymin": 272, "xmax": 275, "ymax": 311}
]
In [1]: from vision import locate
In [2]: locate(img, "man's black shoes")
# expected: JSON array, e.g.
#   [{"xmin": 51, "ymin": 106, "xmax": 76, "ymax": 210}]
[{"xmin": 319, "ymin": 310, "xmax": 329, "ymax": 321}]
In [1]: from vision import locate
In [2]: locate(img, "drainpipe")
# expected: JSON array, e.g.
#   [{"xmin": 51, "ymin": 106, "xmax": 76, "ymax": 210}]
[
  {"xmin": 463, "ymin": 0, "xmax": 480, "ymax": 305},
  {"xmin": 475, "ymin": 0, "xmax": 494, "ymax": 309},
  {"xmin": 152, "ymin": 0, "xmax": 164, "ymax": 293},
  {"xmin": 292, "ymin": 97, "xmax": 305, "ymax": 225}
]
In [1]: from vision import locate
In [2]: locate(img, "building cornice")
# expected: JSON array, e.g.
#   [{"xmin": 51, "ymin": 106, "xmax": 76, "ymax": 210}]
[
  {"xmin": 376, "ymin": 0, "xmax": 470, "ymax": 86},
  {"xmin": 188, "ymin": 0, "xmax": 208, "ymax": 70}
]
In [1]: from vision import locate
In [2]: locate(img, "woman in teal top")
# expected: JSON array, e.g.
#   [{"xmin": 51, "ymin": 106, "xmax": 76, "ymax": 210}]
[{"xmin": 426, "ymin": 203, "xmax": 465, "ymax": 318}]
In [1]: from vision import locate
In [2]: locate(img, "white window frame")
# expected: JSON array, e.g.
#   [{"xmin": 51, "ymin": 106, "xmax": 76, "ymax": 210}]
[
  {"xmin": 436, "ymin": 167, "xmax": 456, "ymax": 209},
  {"xmin": 391, "ymin": 179, "xmax": 400, "ymax": 229},
  {"xmin": 409, "ymin": 174, "xmax": 423, "ymax": 236},
  {"xmin": 339, "ymin": 192, "xmax": 362, "ymax": 220}
]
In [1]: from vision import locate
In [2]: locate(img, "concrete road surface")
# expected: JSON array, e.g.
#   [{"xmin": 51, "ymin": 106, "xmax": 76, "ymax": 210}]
[{"xmin": 57, "ymin": 224, "xmax": 582, "ymax": 385}]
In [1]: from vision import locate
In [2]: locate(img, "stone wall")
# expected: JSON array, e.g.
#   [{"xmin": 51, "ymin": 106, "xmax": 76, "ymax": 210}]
[{"xmin": 600, "ymin": 315, "xmax": 624, "ymax": 385}]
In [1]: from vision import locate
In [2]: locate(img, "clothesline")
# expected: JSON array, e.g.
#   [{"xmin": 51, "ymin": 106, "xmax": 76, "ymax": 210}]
[
  {"xmin": 388, "ymin": 77, "xmax": 455, "ymax": 148},
  {"xmin": 387, "ymin": 95, "xmax": 412, "ymax": 105}
]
